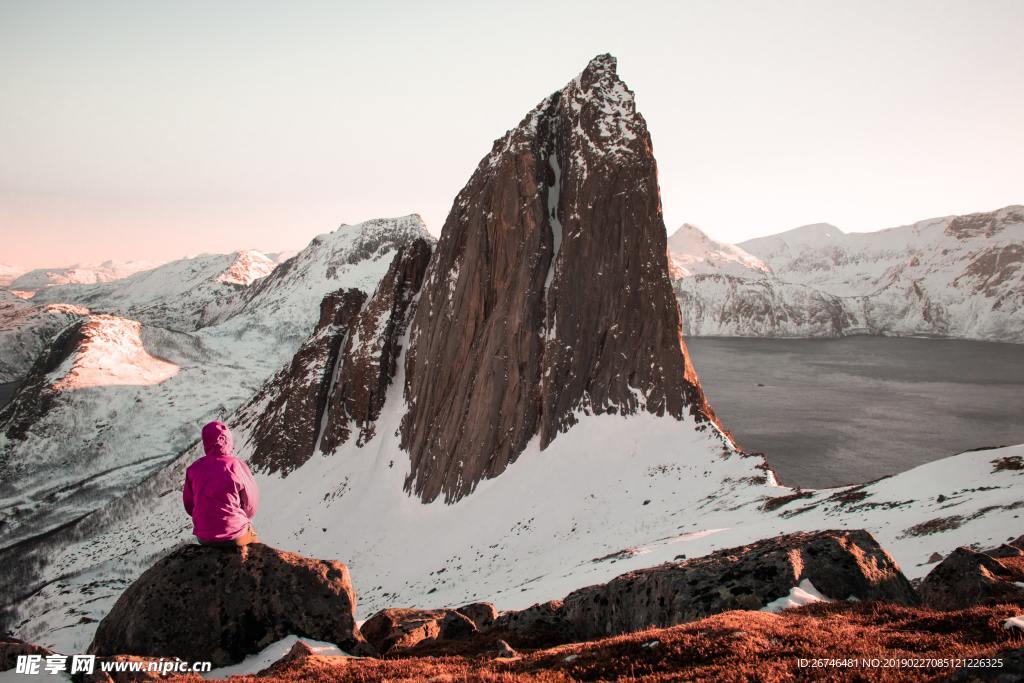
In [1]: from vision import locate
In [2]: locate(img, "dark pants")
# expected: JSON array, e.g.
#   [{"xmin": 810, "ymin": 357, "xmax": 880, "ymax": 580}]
[{"xmin": 199, "ymin": 523, "xmax": 259, "ymax": 547}]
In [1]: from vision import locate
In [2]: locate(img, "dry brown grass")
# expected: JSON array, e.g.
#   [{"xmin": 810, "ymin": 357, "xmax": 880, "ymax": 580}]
[{"xmin": 180, "ymin": 601, "xmax": 1024, "ymax": 682}]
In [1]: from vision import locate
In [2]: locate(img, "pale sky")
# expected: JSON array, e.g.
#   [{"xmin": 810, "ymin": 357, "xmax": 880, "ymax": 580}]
[{"xmin": 1, "ymin": 0, "xmax": 1022, "ymax": 269}]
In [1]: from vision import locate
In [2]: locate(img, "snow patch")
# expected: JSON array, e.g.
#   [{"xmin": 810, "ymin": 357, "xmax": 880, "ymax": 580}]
[
  {"xmin": 204, "ymin": 636, "xmax": 348, "ymax": 679},
  {"xmin": 761, "ymin": 579, "xmax": 831, "ymax": 613}
]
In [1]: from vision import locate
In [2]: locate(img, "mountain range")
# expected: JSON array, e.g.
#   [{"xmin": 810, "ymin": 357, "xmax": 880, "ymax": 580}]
[
  {"xmin": 0, "ymin": 55, "xmax": 1020, "ymax": 660},
  {"xmin": 672, "ymin": 206, "xmax": 1024, "ymax": 341}
]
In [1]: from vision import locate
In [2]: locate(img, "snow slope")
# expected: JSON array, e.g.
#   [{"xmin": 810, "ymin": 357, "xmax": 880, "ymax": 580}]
[
  {"xmin": 0, "ymin": 217, "xmax": 431, "ymax": 555},
  {"xmin": 0, "ymin": 291, "xmax": 86, "ymax": 383},
  {"xmin": 667, "ymin": 224, "xmax": 770, "ymax": 279}
]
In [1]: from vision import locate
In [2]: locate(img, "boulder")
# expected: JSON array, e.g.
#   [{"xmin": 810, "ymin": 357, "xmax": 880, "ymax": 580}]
[
  {"xmin": 490, "ymin": 600, "xmax": 577, "ymax": 646},
  {"xmin": 919, "ymin": 547, "xmax": 1024, "ymax": 610},
  {"xmin": 360, "ymin": 608, "xmax": 476, "ymax": 655},
  {"xmin": 455, "ymin": 601, "xmax": 498, "ymax": 629},
  {"xmin": 89, "ymin": 544, "xmax": 372, "ymax": 666},
  {"xmin": 0, "ymin": 638, "xmax": 54, "ymax": 671},
  {"xmin": 557, "ymin": 529, "xmax": 917, "ymax": 639}
]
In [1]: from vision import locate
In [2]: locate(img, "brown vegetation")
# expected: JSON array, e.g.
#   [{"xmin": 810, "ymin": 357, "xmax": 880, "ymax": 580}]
[{"xmin": 194, "ymin": 602, "xmax": 1024, "ymax": 682}]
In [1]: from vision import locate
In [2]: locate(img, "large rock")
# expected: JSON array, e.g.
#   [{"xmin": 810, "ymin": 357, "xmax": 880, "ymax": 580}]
[
  {"xmin": 0, "ymin": 638, "xmax": 54, "ymax": 671},
  {"xmin": 400, "ymin": 53, "xmax": 720, "ymax": 503},
  {"xmin": 89, "ymin": 544, "xmax": 371, "ymax": 666},
  {"xmin": 497, "ymin": 530, "xmax": 916, "ymax": 641},
  {"xmin": 919, "ymin": 546, "xmax": 1024, "ymax": 610},
  {"xmin": 360, "ymin": 608, "xmax": 477, "ymax": 655}
]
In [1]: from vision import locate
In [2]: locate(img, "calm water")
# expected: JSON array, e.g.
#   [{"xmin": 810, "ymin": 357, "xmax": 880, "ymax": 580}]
[
  {"xmin": 686, "ymin": 337, "xmax": 1024, "ymax": 489},
  {"xmin": 0, "ymin": 383, "xmax": 16, "ymax": 409}
]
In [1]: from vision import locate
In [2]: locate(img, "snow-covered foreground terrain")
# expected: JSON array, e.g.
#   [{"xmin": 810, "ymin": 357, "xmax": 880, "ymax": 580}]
[{"xmin": 12, "ymin": 331, "xmax": 1023, "ymax": 654}]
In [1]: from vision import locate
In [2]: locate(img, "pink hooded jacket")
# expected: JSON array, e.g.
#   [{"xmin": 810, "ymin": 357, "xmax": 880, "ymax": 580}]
[{"xmin": 183, "ymin": 421, "xmax": 260, "ymax": 542}]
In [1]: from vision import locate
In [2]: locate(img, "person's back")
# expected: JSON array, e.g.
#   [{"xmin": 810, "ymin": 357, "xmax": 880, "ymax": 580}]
[{"xmin": 183, "ymin": 421, "xmax": 260, "ymax": 546}]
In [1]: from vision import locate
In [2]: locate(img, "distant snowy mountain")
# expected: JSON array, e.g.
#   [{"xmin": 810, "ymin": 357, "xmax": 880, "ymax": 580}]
[
  {"xmin": 30, "ymin": 250, "xmax": 275, "ymax": 331},
  {"xmin": 10, "ymin": 260, "xmax": 161, "ymax": 292},
  {"xmin": 673, "ymin": 206, "xmax": 1024, "ymax": 342},
  {"xmin": 667, "ymin": 223, "xmax": 770, "ymax": 279},
  {"xmin": 0, "ymin": 264, "xmax": 23, "ymax": 288}
]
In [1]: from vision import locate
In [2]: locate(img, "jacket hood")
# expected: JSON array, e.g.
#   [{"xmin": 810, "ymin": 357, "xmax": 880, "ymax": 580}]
[{"xmin": 202, "ymin": 421, "xmax": 235, "ymax": 458}]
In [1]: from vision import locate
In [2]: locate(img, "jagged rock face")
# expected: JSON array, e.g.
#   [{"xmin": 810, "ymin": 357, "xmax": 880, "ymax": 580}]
[
  {"xmin": 243, "ymin": 289, "xmax": 367, "ymax": 475},
  {"xmin": 88, "ymin": 544, "xmax": 372, "ymax": 666},
  {"xmin": 320, "ymin": 239, "xmax": 432, "ymax": 451},
  {"xmin": 499, "ymin": 529, "xmax": 918, "ymax": 641},
  {"xmin": 401, "ymin": 54, "xmax": 717, "ymax": 503},
  {"xmin": 240, "ymin": 240, "xmax": 432, "ymax": 472}
]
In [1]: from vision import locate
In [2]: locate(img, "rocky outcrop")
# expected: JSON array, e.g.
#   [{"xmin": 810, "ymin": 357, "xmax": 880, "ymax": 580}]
[
  {"xmin": 919, "ymin": 546, "xmax": 1024, "ymax": 610},
  {"xmin": 456, "ymin": 601, "xmax": 498, "ymax": 629},
  {"xmin": 88, "ymin": 544, "xmax": 371, "ymax": 666},
  {"xmin": 0, "ymin": 638, "xmax": 54, "ymax": 671},
  {"xmin": 0, "ymin": 293, "xmax": 86, "ymax": 384},
  {"xmin": 320, "ymin": 238, "xmax": 432, "ymax": 451},
  {"xmin": 0, "ymin": 321, "xmax": 87, "ymax": 443},
  {"xmin": 360, "ymin": 607, "xmax": 477, "ymax": 655},
  {"xmin": 358, "ymin": 602, "xmax": 497, "ymax": 655},
  {"xmin": 240, "ymin": 240, "xmax": 432, "ymax": 471},
  {"xmin": 244, "ymin": 289, "xmax": 366, "ymax": 475},
  {"xmin": 400, "ymin": 54, "xmax": 719, "ymax": 503},
  {"xmin": 494, "ymin": 530, "xmax": 917, "ymax": 641},
  {"xmin": 490, "ymin": 600, "xmax": 576, "ymax": 647}
]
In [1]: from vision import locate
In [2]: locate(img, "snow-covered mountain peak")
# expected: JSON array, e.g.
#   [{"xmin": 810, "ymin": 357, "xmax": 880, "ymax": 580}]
[
  {"xmin": 10, "ymin": 260, "xmax": 162, "ymax": 292},
  {"xmin": 47, "ymin": 315, "xmax": 179, "ymax": 391},
  {"xmin": 739, "ymin": 222, "xmax": 844, "ymax": 258},
  {"xmin": 215, "ymin": 250, "xmax": 276, "ymax": 286},
  {"xmin": 667, "ymin": 223, "xmax": 771, "ymax": 278}
]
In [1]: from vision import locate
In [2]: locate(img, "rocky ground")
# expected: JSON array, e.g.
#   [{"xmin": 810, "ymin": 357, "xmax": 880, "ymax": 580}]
[
  {"xmin": 6, "ymin": 528, "xmax": 1024, "ymax": 682},
  {"xmin": 211, "ymin": 603, "xmax": 1024, "ymax": 682}
]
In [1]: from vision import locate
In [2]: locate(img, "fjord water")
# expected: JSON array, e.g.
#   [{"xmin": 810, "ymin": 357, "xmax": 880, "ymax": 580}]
[
  {"xmin": 0, "ymin": 382, "xmax": 15, "ymax": 408},
  {"xmin": 687, "ymin": 336, "xmax": 1024, "ymax": 489}
]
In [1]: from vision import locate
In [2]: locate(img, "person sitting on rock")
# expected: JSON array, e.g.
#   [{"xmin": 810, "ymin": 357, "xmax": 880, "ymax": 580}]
[{"xmin": 183, "ymin": 421, "xmax": 260, "ymax": 547}]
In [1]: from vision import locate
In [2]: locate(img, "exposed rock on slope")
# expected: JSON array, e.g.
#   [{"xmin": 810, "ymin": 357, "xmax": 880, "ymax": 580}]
[
  {"xmin": 499, "ymin": 529, "xmax": 917, "ymax": 640},
  {"xmin": 321, "ymin": 238, "xmax": 432, "ymax": 451},
  {"xmin": 240, "ymin": 289, "xmax": 367, "ymax": 475},
  {"xmin": 88, "ymin": 544, "xmax": 371, "ymax": 666},
  {"xmin": 0, "ymin": 291, "xmax": 86, "ymax": 383},
  {"xmin": 0, "ymin": 316, "xmax": 178, "ymax": 445},
  {"xmin": 401, "ymin": 54, "xmax": 718, "ymax": 503},
  {"xmin": 237, "ymin": 239, "xmax": 433, "ymax": 474}
]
